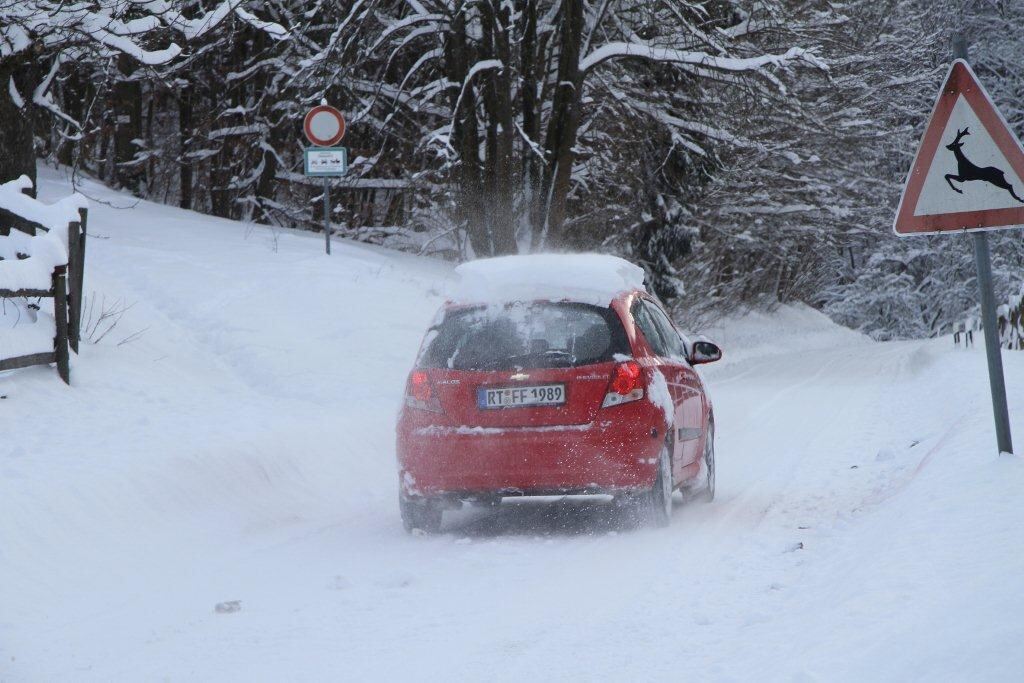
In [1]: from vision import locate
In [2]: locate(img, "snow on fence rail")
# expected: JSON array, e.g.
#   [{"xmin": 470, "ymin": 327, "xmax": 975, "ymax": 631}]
[{"xmin": 0, "ymin": 176, "xmax": 88, "ymax": 384}]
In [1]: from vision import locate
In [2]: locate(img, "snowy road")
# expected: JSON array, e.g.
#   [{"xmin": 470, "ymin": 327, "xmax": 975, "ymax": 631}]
[{"xmin": 2, "ymin": 170, "xmax": 1022, "ymax": 681}]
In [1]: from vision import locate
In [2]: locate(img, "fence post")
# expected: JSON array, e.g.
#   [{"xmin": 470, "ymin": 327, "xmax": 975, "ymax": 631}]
[
  {"xmin": 67, "ymin": 218, "xmax": 81, "ymax": 353},
  {"xmin": 77, "ymin": 208, "xmax": 87, "ymax": 322},
  {"xmin": 52, "ymin": 266, "xmax": 70, "ymax": 384}
]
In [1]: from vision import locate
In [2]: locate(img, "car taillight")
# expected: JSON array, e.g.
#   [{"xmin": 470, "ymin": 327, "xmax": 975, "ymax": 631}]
[
  {"xmin": 602, "ymin": 361, "xmax": 644, "ymax": 408},
  {"xmin": 406, "ymin": 370, "xmax": 442, "ymax": 412},
  {"xmin": 409, "ymin": 371, "xmax": 431, "ymax": 401}
]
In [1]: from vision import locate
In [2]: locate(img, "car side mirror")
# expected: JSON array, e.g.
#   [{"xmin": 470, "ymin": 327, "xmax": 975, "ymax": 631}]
[{"xmin": 690, "ymin": 340, "xmax": 722, "ymax": 365}]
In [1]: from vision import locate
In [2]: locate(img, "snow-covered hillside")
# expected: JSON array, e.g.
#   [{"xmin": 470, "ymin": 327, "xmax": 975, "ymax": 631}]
[{"xmin": 2, "ymin": 168, "xmax": 1022, "ymax": 681}]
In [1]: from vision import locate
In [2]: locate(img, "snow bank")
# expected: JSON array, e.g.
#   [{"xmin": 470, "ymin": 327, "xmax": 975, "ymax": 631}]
[
  {"xmin": 5, "ymin": 168, "xmax": 1023, "ymax": 681},
  {"xmin": 698, "ymin": 303, "xmax": 871, "ymax": 365},
  {"xmin": 0, "ymin": 175, "xmax": 86, "ymax": 291},
  {"xmin": 450, "ymin": 253, "xmax": 645, "ymax": 306}
]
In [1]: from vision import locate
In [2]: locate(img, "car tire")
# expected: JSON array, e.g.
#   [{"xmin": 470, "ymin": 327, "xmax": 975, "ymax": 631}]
[
  {"xmin": 399, "ymin": 495, "xmax": 443, "ymax": 534},
  {"xmin": 699, "ymin": 421, "xmax": 716, "ymax": 502},
  {"xmin": 630, "ymin": 444, "xmax": 673, "ymax": 528}
]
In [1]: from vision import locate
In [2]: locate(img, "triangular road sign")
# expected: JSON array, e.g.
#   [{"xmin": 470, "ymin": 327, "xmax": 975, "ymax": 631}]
[{"xmin": 894, "ymin": 59, "xmax": 1024, "ymax": 235}]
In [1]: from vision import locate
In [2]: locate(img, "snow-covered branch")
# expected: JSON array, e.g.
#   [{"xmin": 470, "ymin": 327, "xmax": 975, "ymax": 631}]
[{"xmin": 580, "ymin": 43, "xmax": 827, "ymax": 75}]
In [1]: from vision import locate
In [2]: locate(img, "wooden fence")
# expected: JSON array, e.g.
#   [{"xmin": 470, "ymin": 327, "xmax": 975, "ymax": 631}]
[
  {"xmin": 0, "ymin": 191, "xmax": 87, "ymax": 384},
  {"xmin": 953, "ymin": 290, "xmax": 1024, "ymax": 350},
  {"xmin": 998, "ymin": 294, "xmax": 1023, "ymax": 350}
]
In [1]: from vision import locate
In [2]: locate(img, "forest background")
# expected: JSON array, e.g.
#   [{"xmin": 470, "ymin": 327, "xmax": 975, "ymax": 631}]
[{"xmin": 3, "ymin": 0, "xmax": 1023, "ymax": 338}]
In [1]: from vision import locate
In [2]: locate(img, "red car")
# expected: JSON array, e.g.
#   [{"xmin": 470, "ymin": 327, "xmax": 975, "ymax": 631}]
[{"xmin": 396, "ymin": 256, "xmax": 721, "ymax": 532}]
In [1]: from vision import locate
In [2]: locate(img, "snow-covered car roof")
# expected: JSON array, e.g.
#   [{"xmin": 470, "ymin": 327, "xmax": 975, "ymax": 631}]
[{"xmin": 450, "ymin": 253, "xmax": 646, "ymax": 307}]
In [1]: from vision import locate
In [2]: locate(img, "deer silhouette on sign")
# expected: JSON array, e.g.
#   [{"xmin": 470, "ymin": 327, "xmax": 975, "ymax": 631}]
[{"xmin": 945, "ymin": 127, "xmax": 1024, "ymax": 202}]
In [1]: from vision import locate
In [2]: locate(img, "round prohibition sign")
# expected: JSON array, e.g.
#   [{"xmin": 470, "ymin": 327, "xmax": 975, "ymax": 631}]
[{"xmin": 303, "ymin": 105, "xmax": 346, "ymax": 147}]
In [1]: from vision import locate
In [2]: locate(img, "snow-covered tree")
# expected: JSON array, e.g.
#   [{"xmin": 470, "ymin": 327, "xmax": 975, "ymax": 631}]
[
  {"xmin": 821, "ymin": 0, "xmax": 1024, "ymax": 339},
  {"xmin": 17, "ymin": 0, "xmax": 1024, "ymax": 341},
  {"xmin": 335, "ymin": 0, "xmax": 826, "ymax": 257},
  {"xmin": 0, "ymin": 0, "xmax": 286, "ymax": 194}
]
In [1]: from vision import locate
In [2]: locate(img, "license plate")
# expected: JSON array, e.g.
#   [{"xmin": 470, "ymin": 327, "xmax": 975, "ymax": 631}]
[{"xmin": 478, "ymin": 384, "xmax": 565, "ymax": 409}]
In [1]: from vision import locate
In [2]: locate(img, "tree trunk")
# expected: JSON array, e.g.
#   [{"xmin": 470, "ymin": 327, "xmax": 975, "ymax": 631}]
[
  {"xmin": 446, "ymin": 8, "xmax": 490, "ymax": 256},
  {"xmin": 57, "ymin": 68, "xmax": 84, "ymax": 168},
  {"xmin": 256, "ymin": 137, "xmax": 278, "ymax": 224},
  {"xmin": 539, "ymin": 0, "xmax": 584, "ymax": 249},
  {"xmin": 145, "ymin": 86, "xmax": 156, "ymax": 196},
  {"xmin": 253, "ymin": 29, "xmax": 277, "ymax": 225},
  {"xmin": 0, "ymin": 58, "xmax": 37, "ymax": 195},
  {"xmin": 113, "ymin": 55, "xmax": 143, "ymax": 193},
  {"xmin": 479, "ymin": 0, "xmax": 518, "ymax": 255},
  {"xmin": 520, "ymin": 0, "xmax": 546, "ymax": 251},
  {"xmin": 178, "ymin": 86, "xmax": 193, "ymax": 210},
  {"xmin": 209, "ymin": 81, "xmax": 231, "ymax": 218}
]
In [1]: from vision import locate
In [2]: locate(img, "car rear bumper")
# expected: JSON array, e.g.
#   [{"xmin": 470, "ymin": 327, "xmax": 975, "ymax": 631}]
[{"xmin": 397, "ymin": 407, "xmax": 665, "ymax": 497}]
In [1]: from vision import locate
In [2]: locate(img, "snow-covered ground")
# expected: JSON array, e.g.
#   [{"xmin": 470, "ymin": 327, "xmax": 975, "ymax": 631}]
[{"xmin": 2, "ymin": 168, "xmax": 1023, "ymax": 681}]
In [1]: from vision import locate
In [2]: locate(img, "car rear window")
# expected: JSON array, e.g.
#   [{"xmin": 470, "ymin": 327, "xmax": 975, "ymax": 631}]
[{"xmin": 418, "ymin": 302, "xmax": 630, "ymax": 370}]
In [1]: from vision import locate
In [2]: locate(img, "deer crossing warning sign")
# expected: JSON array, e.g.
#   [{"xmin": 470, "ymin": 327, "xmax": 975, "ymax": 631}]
[{"xmin": 894, "ymin": 59, "xmax": 1024, "ymax": 235}]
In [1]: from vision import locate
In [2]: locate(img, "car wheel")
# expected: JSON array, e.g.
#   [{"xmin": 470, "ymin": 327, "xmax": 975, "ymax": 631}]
[
  {"xmin": 632, "ymin": 444, "xmax": 672, "ymax": 528},
  {"xmin": 700, "ymin": 422, "xmax": 716, "ymax": 502},
  {"xmin": 399, "ymin": 494, "xmax": 443, "ymax": 534}
]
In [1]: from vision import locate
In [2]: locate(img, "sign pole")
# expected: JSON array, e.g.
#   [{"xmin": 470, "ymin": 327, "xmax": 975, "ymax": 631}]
[
  {"xmin": 324, "ymin": 176, "xmax": 331, "ymax": 256},
  {"xmin": 973, "ymin": 230, "xmax": 1012, "ymax": 452},
  {"xmin": 955, "ymin": 33, "xmax": 1013, "ymax": 454}
]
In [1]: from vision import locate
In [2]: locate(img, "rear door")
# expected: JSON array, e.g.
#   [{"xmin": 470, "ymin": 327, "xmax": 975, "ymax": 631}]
[
  {"xmin": 642, "ymin": 299, "xmax": 705, "ymax": 469},
  {"xmin": 630, "ymin": 300, "xmax": 684, "ymax": 469}
]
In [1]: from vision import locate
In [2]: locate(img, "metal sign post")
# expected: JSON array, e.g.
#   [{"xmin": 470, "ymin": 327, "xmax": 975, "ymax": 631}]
[
  {"xmin": 972, "ymin": 225, "xmax": 1013, "ymax": 452},
  {"xmin": 894, "ymin": 36, "xmax": 1018, "ymax": 455},
  {"xmin": 303, "ymin": 146, "xmax": 348, "ymax": 254},
  {"xmin": 954, "ymin": 35, "xmax": 1013, "ymax": 454},
  {"xmin": 323, "ymin": 176, "xmax": 331, "ymax": 255},
  {"xmin": 302, "ymin": 104, "xmax": 348, "ymax": 255}
]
